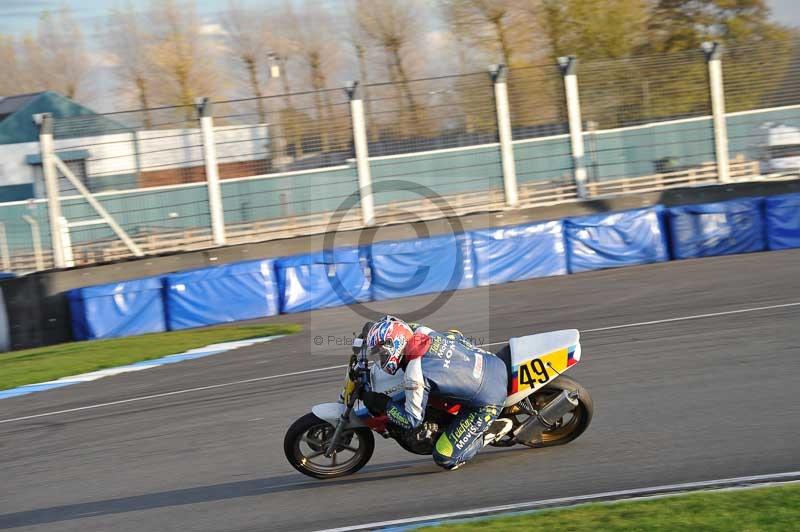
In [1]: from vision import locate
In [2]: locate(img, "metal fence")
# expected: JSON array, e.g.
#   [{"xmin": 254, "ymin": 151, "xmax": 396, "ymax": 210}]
[{"xmin": 1, "ymin": 37, "xmax": 798, "ymax": 274}]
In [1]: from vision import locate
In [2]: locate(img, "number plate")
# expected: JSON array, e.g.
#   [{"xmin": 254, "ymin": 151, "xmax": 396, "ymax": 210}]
[{"xmin": 512, "ymin": 347, "xmax": 570, "ymax": 394}]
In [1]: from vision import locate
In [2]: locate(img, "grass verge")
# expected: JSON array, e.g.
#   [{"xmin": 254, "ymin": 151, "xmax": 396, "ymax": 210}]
[
  {"xmin": 423, "ymin": 483, "xmax": 800, "ymax": 531},
  {"xmin": 0, "ymin": 323, "xmax": 301, "ymax": 391}
]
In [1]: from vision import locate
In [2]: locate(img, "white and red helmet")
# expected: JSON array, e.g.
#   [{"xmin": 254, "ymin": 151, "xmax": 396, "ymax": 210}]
[{"xmin": 366, "ymin": 315, "xmax": 413, "ymax": 375}]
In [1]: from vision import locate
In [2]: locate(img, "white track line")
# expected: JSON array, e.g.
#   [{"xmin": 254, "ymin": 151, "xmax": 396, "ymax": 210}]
[
  {"xmin": 0, "ymin": 365, "xmax": 347, "ymax": 425},
  {"xmin": 481, "ymin": 301, "xmax": 800, "ymax": 347},
  {"xmin": 2, "ymin": 300, "xmax": 798, "ymax": 425},
  {"xmin": 317, "ymin": 471, "xmax": 800, "ymax": 532}
]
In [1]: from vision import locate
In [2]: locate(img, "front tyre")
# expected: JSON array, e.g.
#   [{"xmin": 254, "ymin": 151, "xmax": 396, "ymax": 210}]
[{"xmin": 284, "ymin": 412, "xmax": 375, "ymax": 479}]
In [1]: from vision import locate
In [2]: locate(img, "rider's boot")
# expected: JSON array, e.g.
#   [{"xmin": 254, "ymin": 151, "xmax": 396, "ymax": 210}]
[{"xmin": 483, "ymin": 418, "xmax": 514, "ymax": 446}]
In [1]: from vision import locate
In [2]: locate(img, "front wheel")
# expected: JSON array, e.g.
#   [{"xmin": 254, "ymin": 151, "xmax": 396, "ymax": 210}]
[{"xmin": 284, "ymin": 413, "xmax": 375, "ymax": 479}]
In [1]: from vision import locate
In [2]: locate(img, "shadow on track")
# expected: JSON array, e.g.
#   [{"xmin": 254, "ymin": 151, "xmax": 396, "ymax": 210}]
[{"xmin": 0, "ymin": 459, "xmax": 438, "ymax": 529}]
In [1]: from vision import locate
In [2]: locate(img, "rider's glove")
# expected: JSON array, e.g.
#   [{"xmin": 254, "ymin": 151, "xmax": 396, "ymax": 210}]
[{"xmin": 361, "ymin": 391, "xmax": 390, "ymax": 416}]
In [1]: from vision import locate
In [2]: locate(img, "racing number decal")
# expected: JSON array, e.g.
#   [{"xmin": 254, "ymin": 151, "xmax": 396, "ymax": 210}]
[
  {"xmin": 518, "ymin": 358, "xmax": 550, "ymax": 389},
  {"xmin": 513, "ymin": 347, "xmax": 573, "ymax": 394}
]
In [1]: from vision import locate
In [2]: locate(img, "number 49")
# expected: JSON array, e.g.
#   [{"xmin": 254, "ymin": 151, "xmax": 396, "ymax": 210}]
[{"xmin": 519, "ymin": 358, "xmax": 550, "ymax": 388}]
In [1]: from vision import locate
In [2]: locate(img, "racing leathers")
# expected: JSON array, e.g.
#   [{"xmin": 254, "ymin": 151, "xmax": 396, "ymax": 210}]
[{"xmin": 369, "ymin": 325, "xmax": 508, "ymax": 470}]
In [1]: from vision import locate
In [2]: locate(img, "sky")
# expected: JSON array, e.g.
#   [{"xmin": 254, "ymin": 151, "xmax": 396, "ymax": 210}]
[{"xmin": 1, "ymin": 0, "xmax": 798, "ymax": 36}]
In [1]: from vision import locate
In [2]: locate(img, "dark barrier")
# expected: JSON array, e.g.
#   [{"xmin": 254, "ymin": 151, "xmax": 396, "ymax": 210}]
[
  {"xmin": 276, "ymin": 247, "xmax": 371, "ymax": 313},
  {"xmin": 765, "ymin": 193, "xmax": 800, "ymax": 250},
  {"xmin": 2, "ymin": 274, "xmax": 72, "ymax": 350},
  {"xmin": 565, "ymin": 207, "xmax": 669, "ymax": 273},
  {"xmin": 69, "ymin": 277, "xmax": 167, "ymax": 340},
  {"xmin": 370, "ymin": 234, "xmax": 475, "ymax": 301},
  {"xmin": 164, "ymin": 259, "xmax": 279, "ymax": 330},
  {"xmin": 668, "ymin": 198, "xmax": 765, "ymax": 260},
  {"xmin": 470, "ymin": 221, "xmax": 566, "ymax": 286},
  {"xmin": 0, "ymin": 284, "xmax": 8, "ymax": 351}
]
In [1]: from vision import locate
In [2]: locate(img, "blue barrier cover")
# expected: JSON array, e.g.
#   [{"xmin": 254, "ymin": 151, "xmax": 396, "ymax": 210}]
[
  {"xmin": 471, "ymin": 221, "xmax": 567, "ymax": 285},
  {"xmin": 668, "ymin": 198, "xmax": 765, "ymax": 259},
  {"xmin": 765, "ymin": 193, "xmax": 800, "ymax": 250},
  {"xmin": 165, "ymin": 259, "xmax": 279, "ymax": 330},
  {"xmin": 370, "ymin": 233, "xmax": 475, "ymax": 301},
  {"xmin": 565, "ymin": 207, "xmax": 669, "ymax": 273},
  {"xmin": 69, "ymin": 276, "xmax": 166, "ymax": 340},
  {"xmin": 276, "ymin": 247, "xmax": 371, "ymax": 313}
]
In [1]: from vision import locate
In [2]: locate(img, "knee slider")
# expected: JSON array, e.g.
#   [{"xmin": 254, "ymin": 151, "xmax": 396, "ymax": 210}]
[{"xmin": 433, "ymin": 452, "xmax": 461, "ymax": 470}]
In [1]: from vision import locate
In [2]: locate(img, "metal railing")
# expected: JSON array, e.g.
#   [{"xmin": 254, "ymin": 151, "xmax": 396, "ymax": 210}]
[{"xmin": 1, "ymin": 37, "xmax": 798, "ymax": 274}]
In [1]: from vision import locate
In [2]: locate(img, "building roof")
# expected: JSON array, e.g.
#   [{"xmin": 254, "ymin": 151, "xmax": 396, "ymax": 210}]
[
  {"xmin": 0, "ymin": 91, "xmax": 127, "ymax": 145},
  {"xmin": 0, "ymin": 92, "xmax": 43, "ymax": 122}
]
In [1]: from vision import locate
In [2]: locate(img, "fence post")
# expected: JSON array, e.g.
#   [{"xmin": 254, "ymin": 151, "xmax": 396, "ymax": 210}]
[
  {"xmin": 196, "ymin": 97, "xmax": 227, "ymax": 246},
  {"xmin": 21, "ymin": 215, "xmax": 45, "ymax": 271},
  {"xmin": 490, "ymin": 65, "xmax": 519, "ymax": 207},
  {"xmin": 703, "ymin": 42, "xmax": 731, "ymax": 183},
  {"xmin": 559, "ymin": 56, "xmax": 588, "ymax": 198},
  {"xmin": 59, "ymin": 216, "xmax": 75, "ymax": 267},
  {"xmin": 35, "ymin": 113, "xmax": 67, "ymax": 268},
  {"xmin": 346, "ymin": 81, "xmax": 375, "ymax": 226},
  {"xmin": 0, "ymin": 222, "xmax": 9, "ymax": 271}
]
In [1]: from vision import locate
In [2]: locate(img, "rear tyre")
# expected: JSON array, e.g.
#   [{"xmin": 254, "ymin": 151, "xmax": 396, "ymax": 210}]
[
  {"xmin": 495, "ymin": 375, "xmax": 593, "ymax": 448},
  {"xmin": 528, "ymin": 375, "xmax": 593, "ymax": 447},
  {"xmin": 284, "ymin": 412, "xmax": 375, "ymax": 479}
]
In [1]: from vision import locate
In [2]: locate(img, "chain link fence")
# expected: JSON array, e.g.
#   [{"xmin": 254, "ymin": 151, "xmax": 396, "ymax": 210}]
[
  {"xmin": 579, "ymin": 49, "xmax": 716, "ymax": 190},
  {"xmin": 724, "ymin": 37, "xmax": 800, "ymax": 178},
  {"xmin": 506, "ymin": 63, "xmax": 575, "ymax": 202},
  {"xmin": 365, "ymin": 72, "xmax": 503, "ymax": 218},
  {"xmin": 1, "ymin": 39, "xmax": 798, "ymax": 273}
]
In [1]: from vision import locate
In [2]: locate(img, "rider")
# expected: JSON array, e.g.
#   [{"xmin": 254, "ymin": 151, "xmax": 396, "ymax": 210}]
[{"xmin": 360, "ymin": 315, "xmax": 511, "ymax": 470}]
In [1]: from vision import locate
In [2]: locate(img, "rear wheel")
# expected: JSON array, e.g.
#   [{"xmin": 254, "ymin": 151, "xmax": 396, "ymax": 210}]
[
  {"xmin": 494, "ymin": 375, "xmax": 593, "ymax": 448},
  {"xmin": 284, "ymin": 413, "xmax": 375, "ymax": 479}
]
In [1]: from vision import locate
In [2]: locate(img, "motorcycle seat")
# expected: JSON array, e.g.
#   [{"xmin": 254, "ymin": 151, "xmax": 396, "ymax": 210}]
[{"xmin": 508, "ymin": 330, "xmax": 580, "ymax": 368}]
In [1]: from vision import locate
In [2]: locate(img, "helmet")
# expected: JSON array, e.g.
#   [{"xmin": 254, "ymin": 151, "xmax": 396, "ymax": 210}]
[{"xmin": 366, "ymin": 315, "xmax": 413, "ymax": 375}]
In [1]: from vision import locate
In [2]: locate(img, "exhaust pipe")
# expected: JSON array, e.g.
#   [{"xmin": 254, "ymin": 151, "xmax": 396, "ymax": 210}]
[{"xmin": 513, "ymin": 390, "xmax": 579, "ymax": 445}]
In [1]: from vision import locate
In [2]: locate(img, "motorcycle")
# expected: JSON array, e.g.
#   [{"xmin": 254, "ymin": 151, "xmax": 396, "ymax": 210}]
[{"xmin": 284, "ymin": 329, "xmax": 593, "ymax": 479}]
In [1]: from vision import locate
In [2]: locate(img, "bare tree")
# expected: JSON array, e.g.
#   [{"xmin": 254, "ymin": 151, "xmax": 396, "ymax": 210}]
[
  {"xmin": 290, "ymin": 3, "xmax": 344, "ymax": 152},
  {"xmin": 104, "ymin": 4, "xmax": 155, "ymax": 126},
  {"xmin": 0, "ymin": 35, "xmax": 31, "ymax": 95},
  {"xmin": 22, "ymin": 7, "xmax": 90, "ymax": 100},
  {"xmin": 354, "ymin": 0, "xmax": 427, "ymax": 135},
  {"xmin": 222, "ymin": 0, "xmax": 270, "ymax": 122},
  {"xmin": 344, "ymin": 0, "xmax": 374, "ymax": 136},
  {"xmin": 147, "ymin": 0, "xmax": 221, "ymax": 114}
]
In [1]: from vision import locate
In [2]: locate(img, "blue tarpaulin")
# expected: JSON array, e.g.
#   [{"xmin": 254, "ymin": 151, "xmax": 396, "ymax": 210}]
[
  {"xmin": 565, "ymin": 207, "xmax": 669, "ymax": 273},
  {"xmin": 470, "ymin": 221, "xmax": 567, "ymax": 285},
  {"xmin": 668, "ymin": 198, "xmax": 765, "ymax": 259},
  {"xmin": 69, "ymin": 276, "xmax": 166, "ymax": 340},
  {"xmin": 765, "ymin": 193, "xmax": 800, "ymax": 250},
  {"xmin": 370, "ymin": 234, "xmax": 475, "ymax": 301},
  {"xmin": 164, "ymin": 259, "xmax": 279, "ymax": 330},
  {"xmin": 276, "ymin": 247, "xmax": 371, "ymax": 313}
]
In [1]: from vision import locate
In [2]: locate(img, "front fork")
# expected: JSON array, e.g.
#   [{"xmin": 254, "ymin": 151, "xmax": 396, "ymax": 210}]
[{"xmin": 324, "ymin": 371, "xmax": 365, "ymax": 457}]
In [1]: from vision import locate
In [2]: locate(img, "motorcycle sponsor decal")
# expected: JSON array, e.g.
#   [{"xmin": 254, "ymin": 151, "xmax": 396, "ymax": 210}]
[
  {"xmin": 510, "ymin": 344, "xmax": 576, "ymax": 394},
  {"xmin": 472, "ymin": 353, "xmax": 484, "ymax": 380}
]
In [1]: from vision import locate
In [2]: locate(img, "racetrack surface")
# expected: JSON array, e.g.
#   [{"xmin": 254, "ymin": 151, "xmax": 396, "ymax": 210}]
[{"xmin": 1, "ymin": 249, "xmax": 799, "ymax": 531}]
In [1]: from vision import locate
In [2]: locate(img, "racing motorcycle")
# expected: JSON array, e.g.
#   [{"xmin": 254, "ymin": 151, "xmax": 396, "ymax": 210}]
[{"xmin": 284, "ymin": 329, "xmax": 593, "ymax": 479}]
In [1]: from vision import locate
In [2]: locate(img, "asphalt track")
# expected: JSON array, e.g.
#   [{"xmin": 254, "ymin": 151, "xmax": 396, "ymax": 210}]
[{"xmin": 1, "ymin": 249, "xmax": 799, "ymax": 531}]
